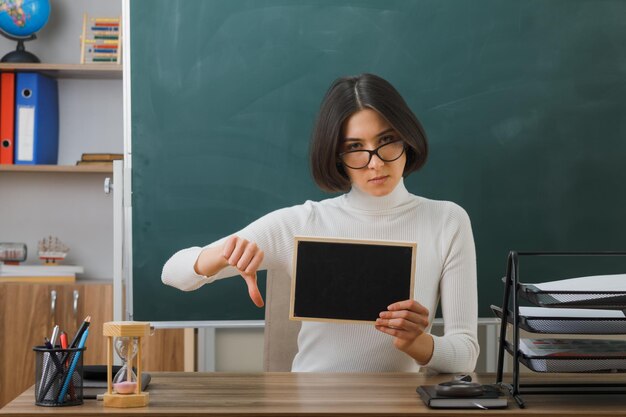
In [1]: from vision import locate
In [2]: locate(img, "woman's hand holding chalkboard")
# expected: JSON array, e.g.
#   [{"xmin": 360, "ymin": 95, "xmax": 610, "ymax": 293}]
[
  {"xmin": 222, "ymin": 236, "xmax": 265, "ymax": 308},
  {"xmin": 375, "ymin": 300, "xmax": 434, "ymax": 364}
]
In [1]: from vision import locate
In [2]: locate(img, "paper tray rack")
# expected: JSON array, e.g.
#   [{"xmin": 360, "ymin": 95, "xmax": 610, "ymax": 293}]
[
  {"xmin": 502, "ymin": 340, "xmax": 626, "ymax": 373},
  {"xmin": 491, "ymin": 305, "xmax": 626, "ymax": 334},
  {"xmin": 494, "ymin": 251, "xmax": 626, "ymax": 408},
  {"xmin": 519, "ymin": 284, "xmax": 626, "ymax": 309}
]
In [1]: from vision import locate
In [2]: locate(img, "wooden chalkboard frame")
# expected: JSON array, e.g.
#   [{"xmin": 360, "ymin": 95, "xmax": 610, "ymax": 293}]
[{"xmin": 290, "ymin": 236, "xmax": 416, "ymax": 324}]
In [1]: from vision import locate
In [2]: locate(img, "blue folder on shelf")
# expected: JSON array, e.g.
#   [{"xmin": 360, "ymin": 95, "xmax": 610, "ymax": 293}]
[{"xmin": 14, "ymin": 72, "xmax": 59, "ymax": 165}]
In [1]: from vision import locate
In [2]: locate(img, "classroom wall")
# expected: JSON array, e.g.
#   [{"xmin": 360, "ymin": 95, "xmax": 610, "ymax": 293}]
[
  {"xmin": 0, "ymin": 173, "xmax": 115, "ymax": 278},
  {"xmin": 0, "ymin": 0, "xmax": 122, "ymax": 279},
  {"xmin": 206, "ymin": 324, "xmax": 496, "ymax": 372},
  {"xmin": 214, "ymin": 328, "xmax": 265, "ymax": 372}
]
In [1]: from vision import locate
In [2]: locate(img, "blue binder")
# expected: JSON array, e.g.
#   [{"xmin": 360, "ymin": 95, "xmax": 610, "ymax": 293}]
[{"xmin": 14, "ymin": 73, "xmax": 59, "ymax": 165}]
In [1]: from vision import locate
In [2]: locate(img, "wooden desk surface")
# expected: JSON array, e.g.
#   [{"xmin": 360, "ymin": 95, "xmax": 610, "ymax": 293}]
[{"xmin": 1, "ymin": 372, "xmax": 626, "ymax": 416}]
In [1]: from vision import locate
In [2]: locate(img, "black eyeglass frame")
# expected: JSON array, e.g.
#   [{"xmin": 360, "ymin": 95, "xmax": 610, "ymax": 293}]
[{"xmin": 337, "ymin": 140, "xmax": 406, "ymax": 169}]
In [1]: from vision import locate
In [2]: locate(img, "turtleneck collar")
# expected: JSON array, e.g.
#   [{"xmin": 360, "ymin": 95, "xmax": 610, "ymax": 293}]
[{"xmin": 344, "ymin": 178, "xmax": 413, "ymax": 211}]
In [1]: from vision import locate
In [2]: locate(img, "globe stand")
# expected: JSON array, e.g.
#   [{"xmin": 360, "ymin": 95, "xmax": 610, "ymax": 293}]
[{"xmin": 0, "ymin": 32, "xmax": 40, "ymax": 63}]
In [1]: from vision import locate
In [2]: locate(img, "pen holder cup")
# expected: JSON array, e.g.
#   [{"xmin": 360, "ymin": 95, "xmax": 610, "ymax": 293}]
[{"xmin": 33, "ymin": 345, "xmax": 85, "ymax": 407}]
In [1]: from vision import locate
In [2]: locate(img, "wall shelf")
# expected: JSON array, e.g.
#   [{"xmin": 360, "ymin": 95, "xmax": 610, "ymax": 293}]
[
  {"xmin": 0, "ymin": 63, "xmax": 122, "ymax": 79},
  {"xmin": 0, "ymin": 165, "xmax": 113, "ymax": 173}
]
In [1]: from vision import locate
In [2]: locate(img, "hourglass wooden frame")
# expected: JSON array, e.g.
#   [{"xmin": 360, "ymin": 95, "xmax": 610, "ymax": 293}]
[{"xmin": 102, "ymin": 321, "xmax": 151, "ymax": 408}]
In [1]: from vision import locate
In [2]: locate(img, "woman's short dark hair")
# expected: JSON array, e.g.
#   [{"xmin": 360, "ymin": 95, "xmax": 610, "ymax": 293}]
[{"xmin": 309, "ymin": 73, "xmax": 428, "ymax": 193}]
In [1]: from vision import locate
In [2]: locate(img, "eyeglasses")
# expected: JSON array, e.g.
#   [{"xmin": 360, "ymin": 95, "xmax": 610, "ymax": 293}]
[{"xmin": 338, "ymin": 140, "xmax": 406, "ymax": 169}]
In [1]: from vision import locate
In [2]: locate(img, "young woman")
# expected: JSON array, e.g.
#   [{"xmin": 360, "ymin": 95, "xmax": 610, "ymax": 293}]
[{"xmin": 162, "ymin": 73, "xmax": 479, "ymax": 373}]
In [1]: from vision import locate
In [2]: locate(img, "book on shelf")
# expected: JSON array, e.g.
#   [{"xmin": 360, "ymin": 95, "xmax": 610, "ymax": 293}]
[
  {"xmin": 0, "ymin": 275, "xmax": 75, "ymax": 283},
  {"xmin": 0, "ymin": 264, "xmax": 83, "ymax": 277},
  {"xmin": 76, "ymin": 152, "xmax": 123, "ymax": 166},
  {"xmin": 416, "ymin": 385, "xmax": 507, "ymax": 409},
  {"xmin": 76, "ymin": 160, "xmax": 113, "ymax": 166},
  {"xmin": 80, "ymin": 153, "xmax": 123, "ymax": 161}
]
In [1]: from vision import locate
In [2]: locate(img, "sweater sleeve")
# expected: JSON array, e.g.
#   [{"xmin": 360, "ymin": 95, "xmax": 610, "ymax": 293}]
[
  {"xmin": 161, "ymin": 203, "xmax": 313, "ymax": 291},
  {"xmin": 423, "ymin": 203, "xmax": 479, "ymax": 373}
]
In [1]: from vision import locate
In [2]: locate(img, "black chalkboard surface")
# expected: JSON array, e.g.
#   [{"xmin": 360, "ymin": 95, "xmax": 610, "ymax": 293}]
[{"xmin": 290, "ymin": 237, "xmax": 416, "ymax": 323}]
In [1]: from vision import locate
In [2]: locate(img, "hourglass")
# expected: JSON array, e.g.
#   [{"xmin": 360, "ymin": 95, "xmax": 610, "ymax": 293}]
[
  {"xmin": 113, "ymin": 336, "xmax": 138, "ymax": 394},
  {"xmin": 102, "ymin": 321, "xmax": 151, "ymax": 408}
]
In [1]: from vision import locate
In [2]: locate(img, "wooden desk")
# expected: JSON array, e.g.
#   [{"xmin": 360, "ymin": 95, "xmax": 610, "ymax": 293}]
[{"xmin": 1, "ymin": 372, "xmax": 626, "ymax": 416}]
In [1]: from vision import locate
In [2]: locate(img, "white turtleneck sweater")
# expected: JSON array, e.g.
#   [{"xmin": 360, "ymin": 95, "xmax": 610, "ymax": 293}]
[{"xmin": 162, "ymin": 179, "xmax": 479, "ymax": 373}]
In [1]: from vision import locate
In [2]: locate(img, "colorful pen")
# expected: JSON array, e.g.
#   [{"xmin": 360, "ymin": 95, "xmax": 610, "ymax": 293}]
[
  {"xmin": 60, "ymin": 331, "xmax": 68, "ymax": 350},
  {"xmin": 59, "ymin": 331, "xmax": 76, "ymax": 400},
  {"xmin": 68, "ymin": 316, "xmax": 91, "ymax": 349},
  {"xmin": 60, "ymin": 316, "xmax": 91, "ymax": 365},
  {"xmin": 58, "ymin": 328, "xmax": 89, "ymax": 403},
  {"xmin": 37, "ymin": 338, "xmax": 54, "ymax": 402},
  {"xmin": 50, "ymin": 325, "xmax": 60, "ymax": 347}
]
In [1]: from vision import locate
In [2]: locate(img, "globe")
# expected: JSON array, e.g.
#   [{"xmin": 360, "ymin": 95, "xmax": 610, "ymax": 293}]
[{"xmin": 0, "ymin": 0, "xmax": 51, "ymax": 62}]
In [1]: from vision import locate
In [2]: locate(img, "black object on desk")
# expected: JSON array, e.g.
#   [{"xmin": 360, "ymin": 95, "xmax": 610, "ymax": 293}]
[
  {"xmin": 417, "ymin": 384, "xmax": 507, "ymax": 409},
  {"xmin": 82, "ymin": 365, "xmax": 151, "ymax": 400}
]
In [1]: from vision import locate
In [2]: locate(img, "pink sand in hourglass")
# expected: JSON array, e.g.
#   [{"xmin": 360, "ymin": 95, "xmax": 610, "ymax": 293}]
[{"xmin": 113, "ymin": 381, "xmax": 137, "ymax": 394}]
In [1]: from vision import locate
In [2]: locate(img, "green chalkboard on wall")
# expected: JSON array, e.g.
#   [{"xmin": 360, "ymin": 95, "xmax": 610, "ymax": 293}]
[{"xmin": 131, "ymin": 0, "xmax": 626, "ymax": 322}]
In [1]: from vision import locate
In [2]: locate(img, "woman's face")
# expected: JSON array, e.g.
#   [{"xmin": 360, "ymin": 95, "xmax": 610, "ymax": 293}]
[{"xmin": 340, "ymin": 108, "xmax": 406, "ymax": 197}]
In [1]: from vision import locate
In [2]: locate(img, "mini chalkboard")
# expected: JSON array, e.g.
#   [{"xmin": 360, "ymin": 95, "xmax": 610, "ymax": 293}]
[{"xmin": 290, "ymin": 237, "xmax": 416, "ymax": 324}]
